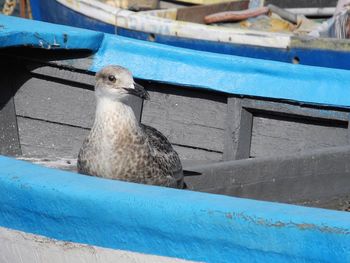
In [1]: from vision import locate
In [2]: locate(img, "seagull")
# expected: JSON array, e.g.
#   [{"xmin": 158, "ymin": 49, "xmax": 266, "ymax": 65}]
[{"xmin": 78, "ymin": 65, "xmax": 185, "ymax": 189}]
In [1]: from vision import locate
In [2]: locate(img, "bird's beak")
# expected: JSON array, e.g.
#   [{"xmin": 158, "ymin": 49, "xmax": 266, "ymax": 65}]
[{"xmin": 124, "ymin": 82, "xmax": 150, "ymax": 100}]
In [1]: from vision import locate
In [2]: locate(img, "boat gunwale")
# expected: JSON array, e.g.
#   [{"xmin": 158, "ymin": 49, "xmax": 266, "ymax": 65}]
[
  {"xmin": 0, "ymin": 155, "xmax": 349, "ymax": 262},
  {"xmin": 56, "ymin": 0, "xmax": 293, "ymax": 48}
]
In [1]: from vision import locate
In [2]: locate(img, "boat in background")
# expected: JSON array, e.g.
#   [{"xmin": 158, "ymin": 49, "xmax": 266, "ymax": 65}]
[{"xmin": 27, "ymin": 0, "xmax": 350, "ymax": 70}]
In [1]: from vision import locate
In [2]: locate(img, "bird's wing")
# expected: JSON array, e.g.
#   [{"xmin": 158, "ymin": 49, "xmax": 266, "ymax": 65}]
[{"xmin": 141, "ymin": 124, "xmax": 184, "ymax": 187}]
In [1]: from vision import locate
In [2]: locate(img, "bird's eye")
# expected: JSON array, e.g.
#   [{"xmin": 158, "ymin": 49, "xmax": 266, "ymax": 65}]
[{"xmin": 108, "ymin": 75, "xmax": 116, "ymax": 83}]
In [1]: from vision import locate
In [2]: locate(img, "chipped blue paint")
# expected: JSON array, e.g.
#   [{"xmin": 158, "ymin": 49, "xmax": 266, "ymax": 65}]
[
  {"xmin": 0, "ymin": 14, "xmax": 104, "ymax": 50},
  {"xmin": 0, "ymin": 156, "xmax": 349, "ymax": 262},
  {"xmin": 2, "ymin": 15, "xmax": 350, "ymax": 108}
]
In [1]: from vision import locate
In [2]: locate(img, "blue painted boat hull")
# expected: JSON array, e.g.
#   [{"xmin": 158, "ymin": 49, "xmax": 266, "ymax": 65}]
[
  {"xmin": 1, "ymin": 15, "xmax": 350, "ymax": 261},
  {"xmin": 28, "ymin": 0, "xmax": 350, "ymax": 70},
  {"xmin": 0, "ymin": 156, "xmax": 349, "ymax": 262}
]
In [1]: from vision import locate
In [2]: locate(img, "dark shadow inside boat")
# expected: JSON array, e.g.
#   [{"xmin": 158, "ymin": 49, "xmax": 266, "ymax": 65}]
[{"xmin": 0, "ymin": 47, "xmax": 94, "ymax": 64}]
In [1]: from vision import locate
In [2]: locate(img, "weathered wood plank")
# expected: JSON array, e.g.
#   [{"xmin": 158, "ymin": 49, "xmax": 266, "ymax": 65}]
[
  {"xmin": 17, "ymin": 116, "xmax": 222, "ymax": 162},
  {"xmin": 242, "ymin": 98, "xmax": 350, "ymax": 122},
  {"xmin": 0, "ymin": 63, "xmax": 21, "ymax": 156},
  {"xmin": 173, "ymin": 145, "xmax": 222, "ymax": 161},
  {"xmin": 223, "ymin": 97, "xmax": 239, "ymax": 161},
  {"xmin": 17, "ymin": 117, "xmax": 88, "ymax": 159},
  {"xmin": 142, "ymin": 84, "xmax": 227, "ymax": 129},
  {"xmin": 142, "ymin": 84, "xmax": 227, "ymax": 152},
  {"xmin": 250, "ymin": 113, "xmax": 348, "ymax": 158},
  {"xmin": 15, "ymin": 69, "xmax": 143, "ymax": 128},
  {"xmin": 143, "ymin": 115, "xmax": 224, "ymax": 152},
  {"xmin": 27, "ymin": 64, "xmax": 96, "ymax": 87},
  {"xmin": 15, "ymin": 64, "xmax": 224, "ymax": 160},
  {"xmin": 223, "ymin": 97, "xmax": 252, "ymax": 160},
  {"xmin": 185, "ymin": 145, "xmax": 350, "ymax": 210},
  {"xmin": 15, "ymin": 76, "xmax": 95, "ymax": 129},
  {"xmin": 265, "ymin": 0, "xmax": 338, "ymax": 8}
]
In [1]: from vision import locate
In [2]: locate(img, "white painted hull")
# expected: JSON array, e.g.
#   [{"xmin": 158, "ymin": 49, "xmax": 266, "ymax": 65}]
[
  {"xmin": 0, "ymin": 227, "xmax": 197, "ymax": 263},
  {"xmin": 56, "ymin": 0, "xmax": 292, "ymax": 49}
]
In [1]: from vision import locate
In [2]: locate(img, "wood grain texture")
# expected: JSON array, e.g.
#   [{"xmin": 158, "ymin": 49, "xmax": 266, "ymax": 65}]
[
  {"xmin": 17, "ymin": 117, "xmax": 88, "ymax": 159},
  {"xmin": 185, "ymin": 145, "xmax": 350, "ymax": 210},
  {"xmin": 15, "ymin": 68, "xmax": 143, "ymax": 128},
  {"xmin": 223, "ymin": 97, "xmax": 252, "ymax": 160},
  {"xmin": 250, "ymin": 113, "xmax": 348, "ymax": 158},
  {"xmin": 141, "ymin": 83, "xmax": 227, "ymax": 153},
  {"xmin": 14, "ymin": 76, "xmax": 96, "ymax": 129},
  {"xmin": 13, "ymin": 64, "xmax": 224, "ymax": 162},
  {"xmin": 242, "ymin": 98, "xmax": 350, "ymax": 122},
  {"xmin": 173, "ymin": 145, "xmax": 222, "ymax": 161},
  {"xmin": 28, "ymin": 64, "xmax": 96, "ymax": 86}
]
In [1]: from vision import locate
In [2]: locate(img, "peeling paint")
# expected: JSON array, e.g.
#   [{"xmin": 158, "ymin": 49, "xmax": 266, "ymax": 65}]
[
  {"xmin": 231, "ymin": 212, "xmax": 350, "ymax": 235},
  {"xmin": 0, "ymin": 14, "xmax": 104, "ymax": 51}
]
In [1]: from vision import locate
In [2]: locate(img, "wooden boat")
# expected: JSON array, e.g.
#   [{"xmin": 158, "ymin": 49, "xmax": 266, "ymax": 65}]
[
  {"xmin": 1, "ymin": 15, "xmax": 350, "ymax": 262},
  {"xmin": 27, "ymin": 0, "xmax": 350, "ymax": 70}
]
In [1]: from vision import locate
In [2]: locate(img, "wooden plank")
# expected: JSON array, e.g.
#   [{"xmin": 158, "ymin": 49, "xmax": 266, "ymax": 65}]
[
  {"xmin": 0, "ymin": 63, "xmax": 21, "ymax": 156},
  {"xmin": 173, "ymin": 145, "xmax": 222, "ymax": 161},
  {"xmin": 142, "ymin": 114, "xmax": 225, "ymax": 152},
  {"xmin": 141, "ymin": 83, "xmax": 227, "ymax": 152},
  {"xmin": 17, "ymin": 117, "xmax": 88, "ymax": 159},
  {"xmin": 223, "ymin": 97, "xmax": 239, "ymax": 161},
  {"xmin": 235, "ymin": 109, "xmax": 252, "ymax": 159},
  {"xmin": 225, "ymin": 97, "xmax": 350, "ymax": 160},
  {"xmin": 185, "ymin": 145, "xmax": 350, "ymax": 210},
  {"xmin": 223, "ymin": 97, "xmax": 252, "ymax": 160},
  {"xmin": 14, "ymin": 76, "xmax": 96, "ymax": 129},
  {"xmin": 242, "ymin": 98, "xmax": 350, "ymax": 122},
  {"xmin": 15, "ymin": 66, "xmax": 143, "ymax": 129},
  {"xmin": 264, "ymin": 0, "xmax": 338, "ymax": 8},
  {"xmin": 27, "ymin": 64, "xmax": 96, "ymax": 87},
  {"xmin": 176, "ymin": 0, "xmax": 249, "ymax": 24},
  {"xmin": 250, "ymin": 113, "xmax": 348, "ymax": 158}
]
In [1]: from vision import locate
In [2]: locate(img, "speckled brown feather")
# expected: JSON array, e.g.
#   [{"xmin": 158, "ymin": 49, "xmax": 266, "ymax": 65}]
[{"xmin": 78, "ymin": 66, "xmax": 184, "ymax": 188}]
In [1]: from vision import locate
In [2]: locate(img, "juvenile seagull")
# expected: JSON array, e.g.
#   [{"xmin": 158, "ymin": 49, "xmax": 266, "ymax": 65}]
[{"xmin": 78, "ymin": 65, "xmax": 184, "ymax": 188}]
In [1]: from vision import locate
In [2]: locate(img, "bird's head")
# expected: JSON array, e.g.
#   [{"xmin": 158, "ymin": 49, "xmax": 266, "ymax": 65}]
[{"xmin": 95, "ymin": 65, "xmax": 150, "ymax": 101}]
